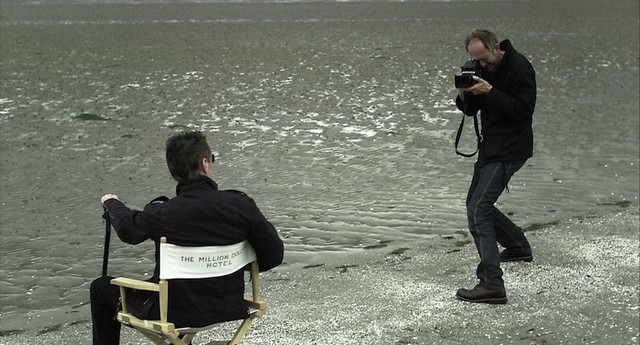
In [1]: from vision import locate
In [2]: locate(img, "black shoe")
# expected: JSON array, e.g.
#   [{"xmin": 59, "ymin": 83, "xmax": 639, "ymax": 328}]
[
  {"xmin": 456, "ymin": 285, "xmax": 507, "ymax": 304},
  {"xmin": 500, "ymin": 248, "xmax": 533, "ymax": 262}
]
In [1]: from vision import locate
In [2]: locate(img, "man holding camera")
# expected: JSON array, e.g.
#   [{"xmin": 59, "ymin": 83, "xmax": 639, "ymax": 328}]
[{"xmin": 454, "ymin": 29, "xmax": 536, "ymax": 304}]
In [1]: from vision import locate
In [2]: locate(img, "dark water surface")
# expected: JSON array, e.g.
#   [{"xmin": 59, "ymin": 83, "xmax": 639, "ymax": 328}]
[{"xmin": 0, "ymin": 0, "xmax": 638, "ymax": 331}]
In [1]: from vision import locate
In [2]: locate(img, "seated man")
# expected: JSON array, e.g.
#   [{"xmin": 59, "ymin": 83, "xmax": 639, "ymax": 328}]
[{"xmin": 90, "ymin": 130, "xmax": 284, "ymax": 345}]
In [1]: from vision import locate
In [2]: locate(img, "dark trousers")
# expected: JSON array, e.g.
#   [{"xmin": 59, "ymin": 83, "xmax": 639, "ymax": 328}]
[
  {"xmin": 91, "ymin": 276, "xmax": 165, "ymax": 345},
  {"xmin": 466, "ymin": 160, "xmax": 531, "ymax": 290},
  {"xmin": 90, "ymin": 276, "xmax": 122, "ymax": 345}
]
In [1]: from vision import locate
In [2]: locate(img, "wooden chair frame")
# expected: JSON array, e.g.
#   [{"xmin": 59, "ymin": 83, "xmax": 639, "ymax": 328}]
[{"xmin": 111, "ymin": 237, "xmax": 266, "ymax": 345}]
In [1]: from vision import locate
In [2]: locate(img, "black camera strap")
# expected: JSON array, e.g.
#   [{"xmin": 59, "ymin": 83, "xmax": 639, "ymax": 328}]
[{"xmin": 455, "ymin": 108, "xmax": 482, "ymax": 157}]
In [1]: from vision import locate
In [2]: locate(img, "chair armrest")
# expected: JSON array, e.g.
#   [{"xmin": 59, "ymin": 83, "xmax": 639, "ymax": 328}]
[{"xmin": 111, "ymin": 277, "xmax": 160, "ymax": 292}]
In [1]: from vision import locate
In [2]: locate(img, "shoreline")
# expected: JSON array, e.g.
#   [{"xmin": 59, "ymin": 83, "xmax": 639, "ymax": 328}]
[{"xmin": 2, "ymin": 206, "xmax": 638, "ymax": 344}]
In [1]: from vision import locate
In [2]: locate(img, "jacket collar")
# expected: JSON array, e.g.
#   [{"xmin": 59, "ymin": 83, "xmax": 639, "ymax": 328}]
[
  {"xmin": 491, "ymin": 39, "xmax": 514, "ymax": 77},
  {"xmin": 499, "ymin": 39, "xmax": 514, "ymax": 60},
  {"xmin": 176, "ymin": 175, "xmax": 218, "ymax": 195}
]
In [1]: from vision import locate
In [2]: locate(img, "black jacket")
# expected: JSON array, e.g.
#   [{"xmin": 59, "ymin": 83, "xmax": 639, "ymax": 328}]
[
  {"xmin": 456, "ymin": 39, "xmax": 536, "ymax": 165},
  {"xmin": 103, "ymin": 176, "xmax": 284, "ymax": 327}
]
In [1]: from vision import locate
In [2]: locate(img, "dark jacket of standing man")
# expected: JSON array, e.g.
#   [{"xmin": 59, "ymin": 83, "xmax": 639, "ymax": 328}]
[
  {"xmin": 90, "ymin": 131, "xmax": 284, "ymax": 345},
  {"xmin": 454, "ymin": 29, "xmax": 536, "ymax": 305},
  {"xmin": 456, "ymin": 35, "xmax": 536, "ymax": 164}
]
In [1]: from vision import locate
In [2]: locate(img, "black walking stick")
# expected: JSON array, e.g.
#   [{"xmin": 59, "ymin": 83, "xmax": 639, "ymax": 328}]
[{"xmin": 101, "ymin": 209, "xmax": 112, "ymax": 277}]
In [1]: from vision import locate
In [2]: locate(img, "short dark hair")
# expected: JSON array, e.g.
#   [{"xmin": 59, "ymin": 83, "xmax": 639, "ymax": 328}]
[
  {"xmin": 165, "ymin": 131, "xmax": 211, "ymax": 182},
  {"xmin": 465, "ymin": 29, "xmax": 499, "ymax": 52}
]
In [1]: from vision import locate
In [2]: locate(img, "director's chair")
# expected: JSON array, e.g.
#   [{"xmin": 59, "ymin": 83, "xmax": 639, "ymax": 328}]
[{"xmin": 111, "ymin": 237, "xmax": 266, "ymax": 345}]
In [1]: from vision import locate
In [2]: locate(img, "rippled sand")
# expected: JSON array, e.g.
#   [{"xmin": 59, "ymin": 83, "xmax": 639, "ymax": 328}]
[
  {"xmin": 3, "ymin": 206, "xmax": 639, "ymax": 344},
  {"xmin": 0, "ymin": 0, "xmax": 638, "ymax": 336}
]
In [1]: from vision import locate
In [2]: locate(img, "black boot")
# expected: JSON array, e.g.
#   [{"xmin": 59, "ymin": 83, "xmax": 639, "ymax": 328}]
[
  {"xmin": 500, "ymin": 247, "xmax": 533, "ymax": 262},
  {"xmin": 456, "ymin": 285, "xmax": 507, "ymax": 304}
]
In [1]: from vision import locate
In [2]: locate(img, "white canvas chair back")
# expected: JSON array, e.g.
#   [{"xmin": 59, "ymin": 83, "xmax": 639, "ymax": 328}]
[
  {"xmin": 111, "ymin": 237, "xmax": 266, "ymax": 345},
  {"xmin": 160, "ymin": 240, "xmax": 256, "ymax": 279}
]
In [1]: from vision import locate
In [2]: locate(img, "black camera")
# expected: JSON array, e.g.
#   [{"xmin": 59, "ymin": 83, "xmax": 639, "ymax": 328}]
[{"xmin": 454, "ymin": 59, "xmax": 482, "ymax": 88}]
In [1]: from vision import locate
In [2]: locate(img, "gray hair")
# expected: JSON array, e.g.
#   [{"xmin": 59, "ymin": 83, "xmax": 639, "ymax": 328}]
[{"xmin": 465, "ymin": 29, "xmax": 499, "ymax": 52}]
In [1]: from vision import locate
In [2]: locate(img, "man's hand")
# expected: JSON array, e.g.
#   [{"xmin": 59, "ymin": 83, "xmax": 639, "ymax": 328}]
[
  {"xmin": 466, "ymin": 76, "xmax": 493, "ymax": 95},
  {"xmin": 101, "ymin": 194, "xmax": 119, "ymax": 204}
]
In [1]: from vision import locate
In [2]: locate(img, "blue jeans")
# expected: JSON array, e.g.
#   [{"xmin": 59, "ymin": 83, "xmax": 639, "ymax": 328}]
[{"xmin": 466, "ymin": 160, "xmax": 530, "ymax": 290}]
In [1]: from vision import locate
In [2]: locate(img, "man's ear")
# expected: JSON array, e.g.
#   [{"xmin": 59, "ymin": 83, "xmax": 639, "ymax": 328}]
[{"xmin": 201, "ymin": 157, "xmax": 209, "ymax": 175}]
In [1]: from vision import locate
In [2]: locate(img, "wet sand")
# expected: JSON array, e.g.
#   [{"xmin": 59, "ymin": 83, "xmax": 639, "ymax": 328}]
[
  {"xmin": 1, "ymin": 0, "xmax": 639, "ymax": 343},
  {"xmin": 2, "ymin": 206, "xmax": 638, "ymax": 344}
]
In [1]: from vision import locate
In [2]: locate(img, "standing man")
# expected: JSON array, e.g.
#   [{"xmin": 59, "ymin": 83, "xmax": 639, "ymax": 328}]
[
  {"xmin": 90, "ymin": 131, "xmax": 284, "ymax": 344},
  {"xmin": 454, "ymin": 29, "xmax": 536, "ymax": 304}
]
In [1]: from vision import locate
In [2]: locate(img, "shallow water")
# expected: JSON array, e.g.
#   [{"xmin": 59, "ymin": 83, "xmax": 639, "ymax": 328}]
[{"xmin": 0, "ymin": 0, "xmax": 638, "ymax": 331}]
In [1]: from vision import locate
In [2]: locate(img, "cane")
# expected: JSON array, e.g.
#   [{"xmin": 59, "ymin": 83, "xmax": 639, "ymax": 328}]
[{"xmin": 101, "ymin": 209, "xmax": 112, "ymax": 277}]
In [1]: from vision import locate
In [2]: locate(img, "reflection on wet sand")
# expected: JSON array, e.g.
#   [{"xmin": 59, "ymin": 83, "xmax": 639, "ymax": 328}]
[{"xmin": 0, "ymin": 0, "xmax": 638, "ymax": 333}]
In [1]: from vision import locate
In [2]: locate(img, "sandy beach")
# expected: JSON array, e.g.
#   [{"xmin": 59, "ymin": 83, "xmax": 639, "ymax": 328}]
[
  {"xmin": 1, "ymin": 206, "xmax": 638, "ymax": 344},
  {"xmin": 1, "ymin": 0, "xmax": 638, "ymax": 343}
]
